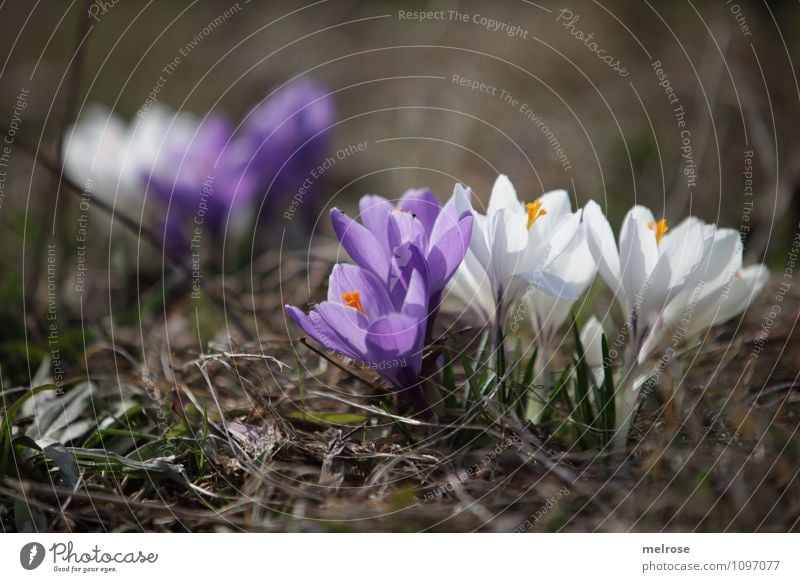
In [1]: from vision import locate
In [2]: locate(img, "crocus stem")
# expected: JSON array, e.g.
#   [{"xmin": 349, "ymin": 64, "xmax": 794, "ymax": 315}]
[
  {"xmin": 525, "ymin": 341, "xmax": 550, "ymax": 425},
  {"xmin": 425, "ymin": 291, "xmax": 442, "ymax": 344},
  {"xmin": 493, "ymin": 294, "xmax": 507, "ymax": 403},
  {"xmin": 611, "ymin": 384, "xmax": 639, "ymax": 452},
  {"xmin": 611, "ymin": 342, "xmax": 643, "ymax": 452},
  {"xmin": 406, "ymin": 383, "xmax": 433, "ymax": 420}
]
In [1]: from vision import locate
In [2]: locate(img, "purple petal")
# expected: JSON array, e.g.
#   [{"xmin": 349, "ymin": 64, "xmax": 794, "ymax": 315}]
[
  {"xmin": 365, "ymin": 315, "xmax": 424, "ymax": 388},
  {"xmin": 358, "ymin": 195, "xmax": 393, "ymax": 250},
  {"xmin": 330, "ymin": 209, "xmax": 392, "ymax": 283},
  {"xmin": 388, "ymin": 210, "xmax": 427, "ymax": 251},
  {"xmin": 388, "ymin": 242, "xmax": 429, "ymax": 312},
  {"xmin": 315, "ymin": 302, "xmax": 369, "ymax": 359},
  {"xmin": 426, "ymin": 213, "xmax": 473, "ymax": 293},
  {"xmin": 285, "ymin": 305, "xmax": 360, "ymax": 361},
  {"xmin": 328, "ymin": 263, "xmax": 394, "ymax": 319},
  {"xmin": 399, "ymin": 244, "xmax": 429, "ymax": 320},
  {"xmin": 397, "ymin": 188, "xmax": 441, "ymax": 235}
]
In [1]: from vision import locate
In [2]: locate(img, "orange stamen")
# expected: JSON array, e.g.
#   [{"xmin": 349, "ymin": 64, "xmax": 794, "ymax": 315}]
[
  {"xmin": 526, "ymin": 200, "xmax": 548, "ymax": 229},
  {"xmin": 648, "ymin": 218, "xmax": 668, "ymax": 245},
  {"xmin": 341, "ymin": 290, "xmax": 365, "ymax": 314}
]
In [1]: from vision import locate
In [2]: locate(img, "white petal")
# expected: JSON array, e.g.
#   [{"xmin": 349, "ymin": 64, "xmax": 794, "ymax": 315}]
[
  {"xmin": 538, "ymin": 188, "xmax": 572, "ymax": 218},
  {"xmin": 580, "ymin": 315, "xmax": 605, "ymax": 369},
  {"xmin": 490, "ymin": 207, "xmax": 528, "ymax": 290},
  {"xmin": 714, "ymin": 264, "xmax": 770, "ymax": 324},
  {"xmin": 447, "ymin": 250, "xmax": 495, "ymax": 321},
  {"xmin": 584, "ymin": 200, "xmax": 623, "ymax": 307},
  {"xmin": 513, "ymin": 270, "xmax": 578, "ymax": 301},
  {"xmin": 487, "ymin": 174, "xmax": 522, "ymax": 218},
  {"xmin": 619, "ymin": 213, "xmax": 658, "ymax": 317},
  {"xmin": 529, "ymin": 226, "xmax": 596, "ymax": 335}
]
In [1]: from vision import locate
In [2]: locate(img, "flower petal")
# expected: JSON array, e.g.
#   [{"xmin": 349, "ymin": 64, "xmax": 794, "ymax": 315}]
[
  {"xmin": 715, "ymin": 264, "xmax": 770, "ymax": 324},
  {"xmin": 538, "ymin": 188, "xmax": 572, "ymax": 218},
  {"xmin": 487, "ymin": 174, "xmax": 522, "ymax": 218},
  {"xmin": 388, "ymin": 209, "xmax": 428, "ymax": 251},
  {"xmin": 397, "ymin": 188, "xmax": 440, "ymax": 235},
  {"xmin": 285, "ymin": 304, "xmax": 363, "ymax": 361},
  {"xmin": 426, "ymin": 213, "xmax": 473, "ymax": 293},
  {"xmin": 358, "ymin": 195, "xmax": 393, "ymax": 249},
  {"xmin": 490, "ymin": 207, "xmax": 528, "ymax": 289},
  {"xmin": 330, "ymin": 208, "xmax": 392, "ymax": 283},
  {"xmin": 513, "ymin": 269, "xmax": 578, "ymax": 301},
  {"xmin": 365, "ymin": 314, "xmax": 424, "ymax": 388},
  {"xmin": 328, "ymin": 263, "xmax": 394, "ymax": 319},
  {"xmin": 619, "ymin": 209, "xmax": 658, "ymax": 316},
  {"xmin": 315, "ymin": 302, "xmax": 369, "ymax": 358},
  {"xmin": 584, "ymin": 200, "xmax": 623, "ymax": 306}
]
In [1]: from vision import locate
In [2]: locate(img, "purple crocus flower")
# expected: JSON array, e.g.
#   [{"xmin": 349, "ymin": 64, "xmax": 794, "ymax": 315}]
[
  {"xmin": 329, "ymin": 185, "xmax": 473, "ymax": 337},
  {"xmin": 147, "ymin": 113, "xmax": 259, "ymax": 255},
  {"xmin": 242, "ymin": 79, "xmax": 335, "ymax": 215},
  {"xmin": 286, "ymin": 244, "xmax": 428, "ymax": 391}
]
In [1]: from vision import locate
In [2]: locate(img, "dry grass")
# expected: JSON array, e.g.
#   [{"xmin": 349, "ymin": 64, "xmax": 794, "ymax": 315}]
[{"xmin": 2, "ymin": 247, "xmax": 798, "ymax": 533}]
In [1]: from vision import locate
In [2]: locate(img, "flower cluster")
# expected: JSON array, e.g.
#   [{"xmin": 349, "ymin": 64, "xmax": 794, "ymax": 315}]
[
  {"xmin": 62, "ymin": 79, "xmax": 334, "ymax": 255},
  {"xmin": 286, "ymin": 187, "xmax": 474, "ymax": 405},
  {"xmin": 287, "ymin": 174, "xmax": 769, "ymax": 441}
]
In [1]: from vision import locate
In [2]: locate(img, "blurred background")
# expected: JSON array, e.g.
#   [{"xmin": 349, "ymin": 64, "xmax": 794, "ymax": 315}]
[
  {"xmin": 1, "ymin": 0, "xmax": 799, "ymax": 532},
  {"xmin": 0, "ymin": 0, "xmax": 798, "ymax": 389}
]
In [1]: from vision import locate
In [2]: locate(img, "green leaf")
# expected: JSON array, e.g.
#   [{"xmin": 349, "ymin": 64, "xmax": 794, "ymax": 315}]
[
  {"xmin": 14, "ymin": 435, "xmax": 81, "ymax": 489},
  {"xmin": 599, "ymin": 334, "xmax": 617, "ymax": 444},
  {"xmin": 442, "ymin": 357, "xmax": 459, "ymax": 409},
  {"xmin": 572, "ymin": 320, "xmax": 596, "ymax": 449},
  {"xmin": 1, "ymin": 384, "xmax": 61, "ymax": 473},
  {"xmin": 284, "ymin": 411, "xmax": 370, "ymax": 426},
  {"xmin": 541, "ymin": 365, "xmax": 573, "ymax": 425}
]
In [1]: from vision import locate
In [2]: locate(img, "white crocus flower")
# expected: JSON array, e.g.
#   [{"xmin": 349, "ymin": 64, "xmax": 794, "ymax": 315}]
[
  {"xmin": 62, "ymin": 105, "xmax": 143, "ymax": 210},
  {"xmin": 448, "ymin": 174, "xmax": 581, "ymax": 326},
  {"xmin": 526, "ymin": 220, "xmax": 597, "ymax": 344},
  {"xmin": 584, "ymin": 200, "xmax": 706, "ymax": 348},
  {"xmin": 640, "ymin": 226, "xmax": 769, "ymax": 361},
  {"xmin": 62, "ymin": 104, "xmax": 194, "ymax": 217},
  {"xmin": 580, "ymin": 315, "xmax": 606, "ymax": 386},
  {"xmin": 585, "ymin": 202, "xmax": 769, "ymax": 448}
]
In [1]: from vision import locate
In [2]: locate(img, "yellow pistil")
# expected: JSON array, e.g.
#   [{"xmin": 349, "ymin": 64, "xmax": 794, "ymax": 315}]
[
  {"xmin": 525, "ymin": 200, "xmax": 547, "ymax": 229},
  {"xmin": 648, "ymin": 218, "xmax": 668, "ymax": 245},
  {"xmin": 341, "ymin": 290, "xmax": 366, "ymax": 314},
  {"xmin": 394, "ymin": 206, "xmax": 412, "ymax": 215}
]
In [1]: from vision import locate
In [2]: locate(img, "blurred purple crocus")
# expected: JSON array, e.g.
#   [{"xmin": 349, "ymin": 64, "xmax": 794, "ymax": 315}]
[
  {"xmin": 286, "ymin": 245, "xmax": 429, "ymax": 392},
  {"xmin": 147, "ymin": 112, "xmax": 260, "ymax": 255},
  {"xmin": 242, "ymin": 79, "xmax": 335, "ymax": 216},
  {"xmin": 330, "ymin": 185, "xmax": 473, "ymax": 338}
]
